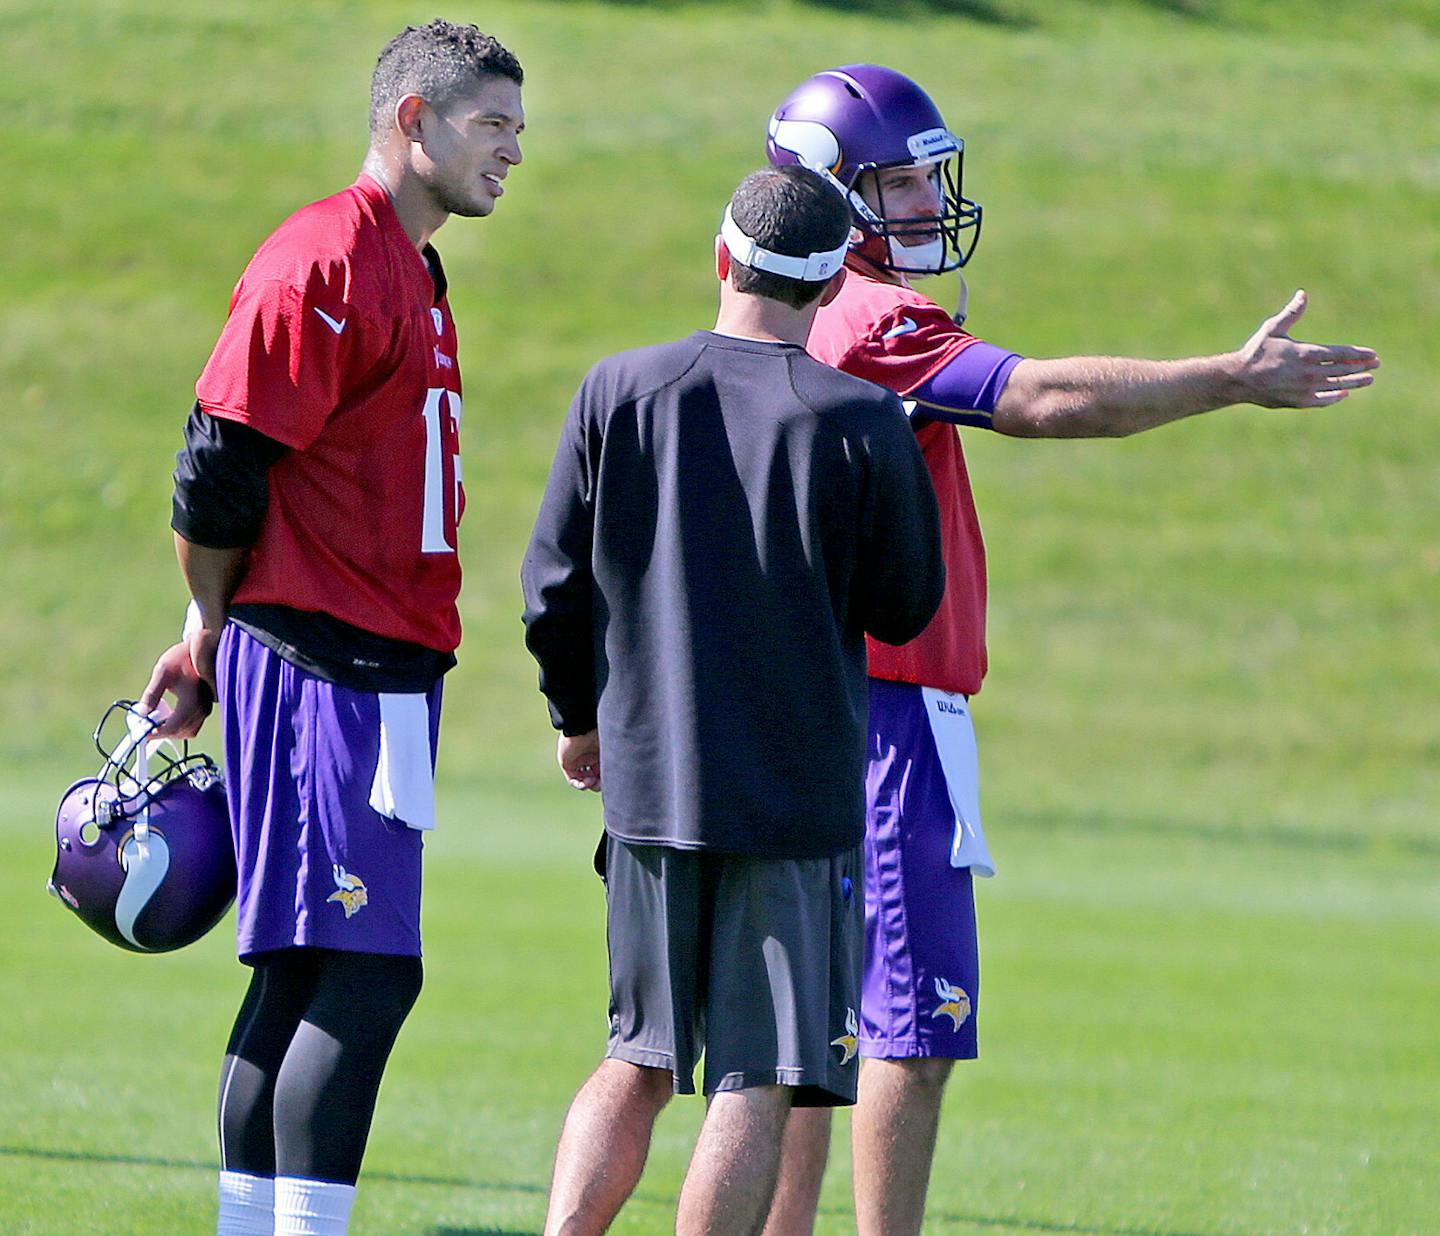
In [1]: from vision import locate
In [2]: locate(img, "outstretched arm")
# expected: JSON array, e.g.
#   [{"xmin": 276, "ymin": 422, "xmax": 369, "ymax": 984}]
[{"xmin": 991, "ymin": 290, "xmax": 1379, "ymax": 439}]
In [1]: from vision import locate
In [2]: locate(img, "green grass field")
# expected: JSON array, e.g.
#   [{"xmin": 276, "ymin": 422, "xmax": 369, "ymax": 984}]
[{"xmin": 2, "ymin": 0, "xmax": 1437, "ymax": 1231}]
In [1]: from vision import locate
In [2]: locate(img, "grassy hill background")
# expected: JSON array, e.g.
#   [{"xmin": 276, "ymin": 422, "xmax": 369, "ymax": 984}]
[{"xmin": 1, "ymin": 1, "xmax": 1436, "ymax": 1231}]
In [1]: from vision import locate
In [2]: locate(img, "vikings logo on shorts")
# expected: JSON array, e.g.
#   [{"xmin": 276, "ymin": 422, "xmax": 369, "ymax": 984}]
[
  {"xmin": 932, "ymin": 976, "xmax": 972, "ymax": 1031},
  {"xmin": 831, "ymin": 1007, "xmax": 859, "ymax": 1065},
  {"xmin": 327, "ymin": 864, "xmax": 368, "ymax": 918}
]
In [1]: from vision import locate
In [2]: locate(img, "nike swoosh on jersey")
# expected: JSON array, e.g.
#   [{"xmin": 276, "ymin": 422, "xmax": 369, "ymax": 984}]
[
  {"xmin": 314, "ymin": 307, "xmax": 347, "ymax": 335},
  {"xmin": 882, "ymin": 316, "xmax": 920, "ymax": 340}
]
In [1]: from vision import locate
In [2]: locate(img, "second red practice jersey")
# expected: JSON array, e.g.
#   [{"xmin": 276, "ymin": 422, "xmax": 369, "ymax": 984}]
[
  {"xmin": 807, "ymin": 261, "xmax": 989, "ymax": 696},
  {"xmin": 196, "ymin": 175, "xmax": 465, "ymax": 653}
]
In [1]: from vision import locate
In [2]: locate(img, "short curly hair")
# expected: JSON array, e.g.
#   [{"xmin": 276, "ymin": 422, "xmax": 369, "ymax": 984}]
[
  {"xmin": 370, "ymin": 19, "xmax": 523, "ymax": 142},
  {"xmin": 727, "ymin": 167, "xmax": 852, "ymax": 309}
]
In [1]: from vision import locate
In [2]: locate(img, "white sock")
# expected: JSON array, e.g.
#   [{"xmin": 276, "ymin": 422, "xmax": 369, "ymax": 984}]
[
  {"xmin": 217, "ymin": 1170, "xmax": 274, "ymax": 1235},
  {"xmin": 273, "ymin": 1176, "xmax": 357, "ymax": 1236}
]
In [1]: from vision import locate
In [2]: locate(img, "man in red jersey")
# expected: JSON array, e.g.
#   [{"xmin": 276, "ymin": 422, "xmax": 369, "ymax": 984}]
[
  {"xmin": 137, "ymin": 21, "xmax": 523, "ymax": 1236},
  {"xmin": 760, "ymin": 65, "xmax": 1381, "ymax": 1236}
]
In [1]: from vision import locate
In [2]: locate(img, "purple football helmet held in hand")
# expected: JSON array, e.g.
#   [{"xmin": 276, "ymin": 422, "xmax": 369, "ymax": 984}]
[
  {"xmin": 50, "ymin": 700, "xmax": 234, "ymax": 953},
  {"xmin": 767, "ymin": 64, "xmax": 982, "ymax": 277}
]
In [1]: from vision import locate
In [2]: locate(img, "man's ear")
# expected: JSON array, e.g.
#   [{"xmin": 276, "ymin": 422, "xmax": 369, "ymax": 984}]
[
  {"xmin": 395, "ymin": 94, "xmax": 428, "ymax": 143},
  {"xmin": 818, "ymin": 266, "xmax": 848, "ymax": 307},
  {"xmin": 715, "ymin": 235, "xmax": 731, "ymax": 284}
]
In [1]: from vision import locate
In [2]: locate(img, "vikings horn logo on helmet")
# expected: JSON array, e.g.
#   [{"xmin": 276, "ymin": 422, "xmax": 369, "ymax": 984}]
[
  {"xmin": 112, "ymin": 824, "xmax": 172, "ymax": 949},
  {"xmin": 50, "ymin": 700, "xmax": 234, "ymax": 953},
  {"xmin": 767, "ymin": 116, "xmax": 843, "ymax": 175}
]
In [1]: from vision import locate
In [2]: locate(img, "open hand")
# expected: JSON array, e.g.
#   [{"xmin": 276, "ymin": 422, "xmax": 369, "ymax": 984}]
[{"xmin": 1238, "ymin": 290, "xmax": 1379, "ymax": 408}]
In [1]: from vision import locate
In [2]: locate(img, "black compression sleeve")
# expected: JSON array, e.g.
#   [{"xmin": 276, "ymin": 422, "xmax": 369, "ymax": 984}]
[
  {"xmin": 219, "ymin": 950, "xmax": 423, "ymax": 1184},
  {"xmin": 171, "ymin": 403, "xmax": 287, "ymax": 548},
  {"xmin": 272, "ymin": 953, "xmax": 424, "ymax": 1183}
]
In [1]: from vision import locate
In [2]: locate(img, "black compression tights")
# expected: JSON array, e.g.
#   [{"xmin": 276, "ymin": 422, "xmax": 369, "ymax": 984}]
[{"xmin": 217, "ymin": 948, "xmax": 423, "ymax": 1185}]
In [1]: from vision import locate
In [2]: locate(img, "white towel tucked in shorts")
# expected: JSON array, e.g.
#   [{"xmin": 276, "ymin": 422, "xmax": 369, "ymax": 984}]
[
  {"xmin": 920, "ymin": 688, "xmax": 995, "ymax": 877},
  {"xmin": 369, "ymin": 693, "xmax": 436, "ymax": 831}
]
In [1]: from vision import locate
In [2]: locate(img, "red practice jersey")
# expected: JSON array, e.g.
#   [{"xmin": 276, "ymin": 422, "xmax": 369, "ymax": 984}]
[
  {"xmin": 807, "ymin": 261, "xmax": 989, "ymax": 696},
  {"xmin": 196, "ymin": 175, "xmax": 465, "ymax": 652}
]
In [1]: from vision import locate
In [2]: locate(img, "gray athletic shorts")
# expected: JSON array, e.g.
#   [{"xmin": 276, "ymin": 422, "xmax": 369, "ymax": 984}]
[{"xmin": 601, "ymin": 835, "xmax": 864, "ymax": 1106}]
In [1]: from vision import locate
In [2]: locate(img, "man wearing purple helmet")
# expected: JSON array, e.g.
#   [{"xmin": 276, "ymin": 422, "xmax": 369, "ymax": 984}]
[{"xmin": 762, "ymin": 64, "xmax": 1381, "ymax": 1236}]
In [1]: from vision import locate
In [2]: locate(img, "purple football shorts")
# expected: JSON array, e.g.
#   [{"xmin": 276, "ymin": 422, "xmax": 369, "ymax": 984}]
[
  {"xmin": 862, "ymin": 678, "xmax": 980, "ymax": 1060},
  {"xmin": 216, "ymin": 624, "xmax": 440, "ymax": 960}
]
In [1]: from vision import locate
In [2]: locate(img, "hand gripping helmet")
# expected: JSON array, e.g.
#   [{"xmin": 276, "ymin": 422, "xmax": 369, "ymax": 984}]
[
  {"xmin": 766, "ymin": 65, "xmax": 981, "ymax": 277},
  {"xmin": 49, "ymin": 701, "xmax": 234, "ymax": 953}
]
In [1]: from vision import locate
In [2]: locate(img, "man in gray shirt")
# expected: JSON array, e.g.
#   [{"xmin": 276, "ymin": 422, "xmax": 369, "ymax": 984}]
[{"xmin": 522, "ymin": 165, "xmax": 944, "ymax": 1236}]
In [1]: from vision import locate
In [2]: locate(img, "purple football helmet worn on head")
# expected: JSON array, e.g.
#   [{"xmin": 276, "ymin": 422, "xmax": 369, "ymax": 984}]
[
  {"xmin": 767, "ymin": 64, "xmax": 981, "ymax": 276},
  {"xmin": 50, "ymin": 700, "xmax": 234, "ymax": 953}
]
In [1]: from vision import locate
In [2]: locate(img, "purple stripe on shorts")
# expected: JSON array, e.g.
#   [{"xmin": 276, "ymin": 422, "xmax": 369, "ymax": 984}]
[
  {"xmin": 217, "ymin": 624, "xmax": 440, "ymax": 959},
  {"xmin": 861, "ymin": 678, "xmax": 979, "ymax": 1060}
]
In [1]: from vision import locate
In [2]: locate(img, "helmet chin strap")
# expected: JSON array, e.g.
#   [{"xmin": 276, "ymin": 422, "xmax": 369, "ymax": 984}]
[
  {"xmin": 129, "ymin": 709, "xmax": 152, "ymax": 850},
  {"xmin": 886, "ymin": 233, "xmax": 945, "ymax": 276}
]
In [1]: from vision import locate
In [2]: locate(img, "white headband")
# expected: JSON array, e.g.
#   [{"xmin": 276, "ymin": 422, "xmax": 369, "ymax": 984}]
[{"xmin": 720, "ymin": 205, "xmax": 848, "ymax": 283}]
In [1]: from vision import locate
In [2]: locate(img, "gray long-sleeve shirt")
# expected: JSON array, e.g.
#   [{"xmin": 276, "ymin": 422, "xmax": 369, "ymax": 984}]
[{"xmin": 522, "ymin": 331, "xmax": 944, "ymax": 858}]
